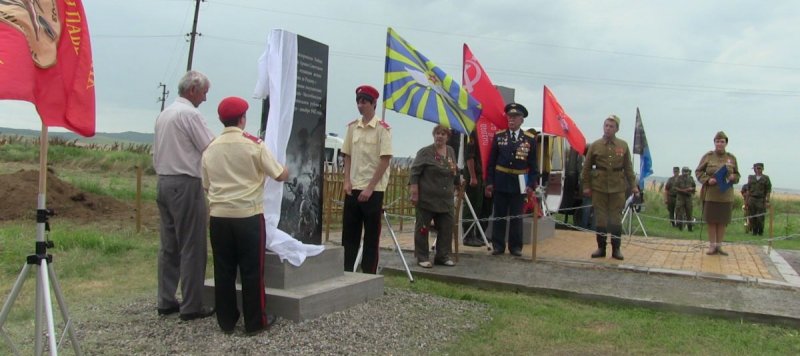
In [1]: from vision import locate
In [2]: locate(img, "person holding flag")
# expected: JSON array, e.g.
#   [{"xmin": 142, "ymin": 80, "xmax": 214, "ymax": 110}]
[
  {"xmin": 485, "ymin": 103, "xmax": 539, "ymax": 256},
  {"xmin": 581, "ymin": 115, "xmax": 638, "ymax": 260}
]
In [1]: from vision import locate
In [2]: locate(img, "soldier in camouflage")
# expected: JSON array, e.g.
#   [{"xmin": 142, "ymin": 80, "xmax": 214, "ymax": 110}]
[
  {"xmin": 664, "ymin": 167, "xmax": 680, "ymax": 227},
  {"xmin": 673, "ymin": 167, "xmax": 696, "ymax": 231},
  {"xmin": 746, "ymin": 163, "xmax": 772, "ymax": 236}
]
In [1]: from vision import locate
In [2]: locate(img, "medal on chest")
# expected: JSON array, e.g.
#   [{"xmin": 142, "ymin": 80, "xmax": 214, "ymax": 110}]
[{"xmin": 515, "ymin": 140, "xmax": 530, "ymax": 160}]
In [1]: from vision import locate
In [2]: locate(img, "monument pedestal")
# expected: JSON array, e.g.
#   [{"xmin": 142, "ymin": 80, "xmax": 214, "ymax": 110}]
[{"xmin": 204, "ymin": 245, "xmax": 383, "ymax": 322}]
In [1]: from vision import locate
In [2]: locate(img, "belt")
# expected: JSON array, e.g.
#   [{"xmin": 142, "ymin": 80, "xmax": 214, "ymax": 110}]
[
  {"xmin": 496, "ymin": 166, "xmax": 528, "ymax": 175},
  {"xmin": 592, "ymin": 165, "xmax": 624, "ymax": 172}
]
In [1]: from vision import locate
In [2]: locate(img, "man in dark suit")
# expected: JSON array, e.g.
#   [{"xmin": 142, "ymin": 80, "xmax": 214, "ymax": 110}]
[{"xmin": 485, "ymin": 103, "xmax": 539, "ymax": 256}]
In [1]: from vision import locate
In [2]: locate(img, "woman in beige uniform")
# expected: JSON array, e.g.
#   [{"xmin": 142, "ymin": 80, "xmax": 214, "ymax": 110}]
[{"xmin": 695, "ymin": 131, "xmax": 740, "ymax": 255}]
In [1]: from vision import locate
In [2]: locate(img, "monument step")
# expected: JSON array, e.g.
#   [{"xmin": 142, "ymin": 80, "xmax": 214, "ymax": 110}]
[
  {"xmin": 204, "ymin": 272, "xmax": 384, "ymax": 322},
  {"xmin": 264, "ymin": 245, "xmax": 343, "ymax": 289}
]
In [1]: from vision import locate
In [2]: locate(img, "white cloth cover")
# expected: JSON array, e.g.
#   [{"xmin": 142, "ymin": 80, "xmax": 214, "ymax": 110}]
[{"xmin": 253, "ymin": 29, "xmax": 324, "ymax": 266}]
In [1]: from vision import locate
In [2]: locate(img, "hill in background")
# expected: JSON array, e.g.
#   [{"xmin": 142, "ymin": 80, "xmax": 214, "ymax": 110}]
[{"xmin": 0, "ymin": 127, "xmax": 153, "ymax": 145}]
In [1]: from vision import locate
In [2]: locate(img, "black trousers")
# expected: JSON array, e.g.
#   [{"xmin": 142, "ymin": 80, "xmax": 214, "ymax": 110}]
[
  {"xmin": 492, "ymin": 191, "xmax": 525, "ymax": 253},
  {"xmin": 342, "ymin": 190, "xmax": 384, "ymax": 274},
  {"xmin": 209, "ymin": 214, "xmax": 266, "ymax": 333}
]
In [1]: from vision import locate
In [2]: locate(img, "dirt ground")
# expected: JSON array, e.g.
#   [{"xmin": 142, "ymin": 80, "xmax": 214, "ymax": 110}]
[{"xmin": 0, "ymin": 169, "xmax": 159, "ymax": 228}]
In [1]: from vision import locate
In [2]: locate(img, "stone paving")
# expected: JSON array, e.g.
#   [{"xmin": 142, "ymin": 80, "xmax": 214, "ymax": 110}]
[{"xmin": 326, "ymin": 224, "xmax": 794, "ymax": 285}]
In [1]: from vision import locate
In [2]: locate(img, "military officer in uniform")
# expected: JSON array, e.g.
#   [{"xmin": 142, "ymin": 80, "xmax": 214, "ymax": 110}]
[
  {"xmin": 673, "ymin": 166, "xmax": 696, "ymax": 231},
  {"xmin": 581, "ymin": 115, "xmax": 638, "ymax": 260},
  {"xmin": 664, "ymin": 167, "xmax": 680, "ymax": 227},
  {"xmin": 747, "ymin": 163, "xmax": 772, "ymax": 236},
  {"xmin": 485, "ymin": 103, "xmax": 539, "ymax": 256}
]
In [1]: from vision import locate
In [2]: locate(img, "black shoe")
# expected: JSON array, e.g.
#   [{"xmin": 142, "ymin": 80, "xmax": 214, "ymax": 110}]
[
  {"xmin": 591, "ymin": 249, "xmax": 606, "ymax": 258},
  {"xmin": 246, "ymin": 315, "xmax": 278, "ymax": 336},
  {"xmin": 491, "ymin": 250, "xmax": 504, "ymax": 255},
  {"xmin": 510, "ymin": 250, "xmax": 522, "ymax": 257},
  {"xmin": 157, "ymin": 306, "xmax": 180, "ymax": 316},
  {"xmin": 611, "ymin": 248, "xmax": 624, "ymax": 260},
  {"xmin": 179, "ymin": 307, "xmax": 215, "ymax": 321}
]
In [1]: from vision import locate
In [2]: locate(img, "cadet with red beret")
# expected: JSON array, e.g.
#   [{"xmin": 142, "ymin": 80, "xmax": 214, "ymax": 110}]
[
  {"xmin": 202, "ymin": 96, "xmax": 289, "ymax": 335},
  {"xmin": 341, "ymin": 85, "xmax": 392, "ymax": 273}
]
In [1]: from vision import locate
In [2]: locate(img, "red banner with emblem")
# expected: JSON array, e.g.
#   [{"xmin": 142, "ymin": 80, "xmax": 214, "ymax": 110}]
[
  {"xmin": 462, "ymin": 44, "xmax": 507, "ymax": 179},
  {"xmin": 0, "ymin": 0, "xmax": 96, "ymax": 137},
  {"xmin": 542, "ymin": 85, "xmax": 585, "ymax": 155}
]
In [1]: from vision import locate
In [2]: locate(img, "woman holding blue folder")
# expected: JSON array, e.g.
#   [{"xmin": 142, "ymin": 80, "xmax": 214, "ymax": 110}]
[{"xmin": 695, "ymin": 131, "xmax": 740, "ymax": 255}]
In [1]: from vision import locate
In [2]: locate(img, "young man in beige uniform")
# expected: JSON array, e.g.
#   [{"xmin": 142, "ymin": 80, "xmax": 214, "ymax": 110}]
[
  {"xmin": 202, "ymin": 97, "xmax": 288, "ymax": 335},
  {"xmin": 341, "ymin": 85, "xmax": 392, "ymax": 274}
]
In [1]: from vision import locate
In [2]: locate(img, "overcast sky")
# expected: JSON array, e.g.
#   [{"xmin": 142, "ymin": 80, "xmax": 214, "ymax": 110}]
[{"xmin": 1, "ymin": 0, "xmax": 798, "ymax": 190}]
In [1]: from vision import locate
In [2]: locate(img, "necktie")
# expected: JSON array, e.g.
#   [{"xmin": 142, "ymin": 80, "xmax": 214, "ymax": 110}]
[{"xmin": 511, "ymin": 132, "xmax": 517, "ymax": 142}]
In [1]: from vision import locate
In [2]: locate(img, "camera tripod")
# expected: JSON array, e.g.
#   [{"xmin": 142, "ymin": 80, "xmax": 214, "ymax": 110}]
[{"xmin": 0, "ymin": 130, "xmax": 82, "ymax": 355}]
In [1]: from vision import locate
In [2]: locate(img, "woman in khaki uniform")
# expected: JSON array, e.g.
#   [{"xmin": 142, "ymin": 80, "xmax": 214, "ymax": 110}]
[
  {"xmin": 409, "ymin": 125, "xmax": 460, "ymax": 267},
  {"xmin": 695, "ymin": 131, "xmax": 740, "ymax": 255}
]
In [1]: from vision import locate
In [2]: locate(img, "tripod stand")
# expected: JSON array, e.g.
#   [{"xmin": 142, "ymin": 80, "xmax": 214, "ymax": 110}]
[
  {"xmin": 621, "ymin": 194, "xmax": 648, "ymax": 238},
  {"xmin": 0, "ymin": 127, "xmax": 82, "ymax": 355},
  {"xmin": 353, "ymin": 210, "xmax": 414, "ymax": 282}
]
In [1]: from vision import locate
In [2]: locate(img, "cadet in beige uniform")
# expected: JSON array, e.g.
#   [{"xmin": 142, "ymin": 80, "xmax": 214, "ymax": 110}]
[
  {"xmin": 341, "ymin": 85, "xmax": 393, "ymax": 274},
  {"xmin": 581, "ymin": 115, "xmax": 638, "ymax": 260},
  {"xmin": 202, "ymin": 97, "xmax": 288, "ymax": 335},
  {"xmin": 695, "ymin": 131, "xmax": 739, "ymax": 255}
]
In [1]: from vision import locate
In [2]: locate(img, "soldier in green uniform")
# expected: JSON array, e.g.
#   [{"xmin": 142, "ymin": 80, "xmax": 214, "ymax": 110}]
[
  {"xmin": 673, "ymin": 167, "xmax": 696, "ymax": 231},
  {"xmin": 664, "ymin": 167, "xmax": 680, "ymax": 227},
  {"xmin": 581, "ymin": 115, "xmax": 638, "ymax": 260},
  {"xmin": 746, "ymin": 163, "xmax": 772, "ymax": 236}
]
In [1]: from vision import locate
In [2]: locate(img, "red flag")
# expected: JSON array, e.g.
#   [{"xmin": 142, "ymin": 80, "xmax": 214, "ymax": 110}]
[
  {"xmin": 0, "ymin": 0, "xmax": 96, "ymax": 137},
  {"xmin": 462, "ymin": 44, "xmax": 506, "ymax": 179},
  {"xmin": 542, "ymin": 85, "xmax": 585, "ymax": 155}
]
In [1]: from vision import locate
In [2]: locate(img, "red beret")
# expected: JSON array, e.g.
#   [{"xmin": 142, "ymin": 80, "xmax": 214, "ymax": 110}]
[
  {"xmin": 355, "ymin": 85, "xmax": 379, "ymax": 101},
  {"xmin": 217, "ymin": 96, "xmax": 249, "ymax": 121}
]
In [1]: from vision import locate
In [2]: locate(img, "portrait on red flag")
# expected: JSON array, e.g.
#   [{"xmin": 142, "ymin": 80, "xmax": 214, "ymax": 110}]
[{"xmin": 0, "ymin": 0, "xmax": 95, "ymax": 137}]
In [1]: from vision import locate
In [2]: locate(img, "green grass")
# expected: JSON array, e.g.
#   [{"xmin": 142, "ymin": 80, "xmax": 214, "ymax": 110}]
[{"xmin": 387, "ymin": 276, "xmax": 800, "ymax": 355}]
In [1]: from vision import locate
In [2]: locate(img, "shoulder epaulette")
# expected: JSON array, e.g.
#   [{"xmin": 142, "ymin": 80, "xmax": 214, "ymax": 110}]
[
  {"xmin": 242, "ymin": 131, "xmax": 263, "ymax": 144},
  {"xmin": 704, "ymin": 150, "xmax": 715, "ymax": 156},
  {"xmin": 496, "ymin": 129, "xmax": 508, "ymax": 134},
  {"xmin": 379, "ymin": 120, "xmax": 391, "ymax": 129},
  {"xmin": 347, "ymin": 119, "xmax": 358, "ymax": 126},
  {"xmin": 523, "ymin": 131, "xmax": 536, "ymax": 138}
]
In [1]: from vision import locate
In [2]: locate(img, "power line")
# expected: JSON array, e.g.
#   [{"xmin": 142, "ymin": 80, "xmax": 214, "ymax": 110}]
[{"xmin": 208, "ymin": 0, "xmax": 800, "ymax": 72}]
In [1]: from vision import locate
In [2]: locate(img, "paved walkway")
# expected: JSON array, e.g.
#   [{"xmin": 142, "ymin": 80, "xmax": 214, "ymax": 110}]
[
  {"xmin": 325, "ymin": 224, "xmax": 796, "ymax": 286},
  {"xmin": 324, "ymin": 223, "xmax": 800, "ymax": 326}
]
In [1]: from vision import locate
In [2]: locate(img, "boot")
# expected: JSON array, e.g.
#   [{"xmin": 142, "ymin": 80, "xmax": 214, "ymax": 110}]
[
  {"xmin": 610, "ymin": 226, "xmax": 624, "ymax": 260},
  {"xmin": 611, "ymin": 238, "xmax": 624, "ymax": 260},
  {"xmin": 687, "ymin": 223, "xmax": 693, "ymax": 232},
  {"xmin": 591, "ymin": 233, "xmax": 607, "ymax": 258}
]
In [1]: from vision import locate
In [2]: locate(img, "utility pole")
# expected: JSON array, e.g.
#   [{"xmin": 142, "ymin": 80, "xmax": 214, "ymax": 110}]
[
  {"xmin": 186, "ymin": 0, "xmax": 203, "ymax": 71},
  {"xmin": 157, "ymin": 83, "xmax": 169, "ymax": 111}
]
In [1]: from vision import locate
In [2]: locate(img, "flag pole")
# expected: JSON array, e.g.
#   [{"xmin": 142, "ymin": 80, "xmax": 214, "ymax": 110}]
[{"xmin": 381, "ymin": 27, "xmax": 391, "ymax": 122}]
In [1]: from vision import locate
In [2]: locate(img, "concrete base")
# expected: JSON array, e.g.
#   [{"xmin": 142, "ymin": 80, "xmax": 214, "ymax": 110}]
[
  {"xmin": 485, "ymin": 217, "xmax": 555, "ymax": 244},
  {"xmin": 204, "ymin": 245, "xmax": 384, "ymax": 322},
  {"xmin": 204, "ymin": 272, "xmax": 383, "ymax": 322}
]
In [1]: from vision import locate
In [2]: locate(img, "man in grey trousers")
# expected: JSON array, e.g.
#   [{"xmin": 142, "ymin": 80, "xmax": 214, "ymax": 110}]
[{"xmin": 153, "ymin": 70, "xmax": 215, "ymax": 321}]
